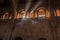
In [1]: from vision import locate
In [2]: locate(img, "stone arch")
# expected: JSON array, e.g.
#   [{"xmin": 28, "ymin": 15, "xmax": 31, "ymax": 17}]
[
  {"xmin": 35, "ymin": 7, "xmax": 50, "ymax": 19},
  {"xmin": 35, "ymin": 7, "xmax": 47, "ymax": 19}
]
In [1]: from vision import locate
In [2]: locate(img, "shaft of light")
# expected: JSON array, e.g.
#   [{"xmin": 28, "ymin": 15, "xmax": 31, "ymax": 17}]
[
  {"xmin": 25, "ymin": 0, "xmax": 31, "ymax": 13},
  {"xmin": 30, "ymin": 1, "xmax": 42, "ymax": 13}
]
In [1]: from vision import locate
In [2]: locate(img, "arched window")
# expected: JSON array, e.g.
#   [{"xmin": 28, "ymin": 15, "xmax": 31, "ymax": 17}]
[
  {"xmin": 15, "ymin": 37, "xmax": 23, "ymax": 40},
  {"xmin": 38, "ymin": 38, "xmax": 47, "ymax": 40}
]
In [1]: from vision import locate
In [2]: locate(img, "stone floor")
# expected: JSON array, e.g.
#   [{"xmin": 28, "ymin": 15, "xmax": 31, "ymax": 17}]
[{"xmin": 0, "ymin": 19, "xmax": 60, "ymax": 40}]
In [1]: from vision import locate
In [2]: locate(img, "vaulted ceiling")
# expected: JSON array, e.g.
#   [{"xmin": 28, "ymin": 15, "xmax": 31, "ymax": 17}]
[{"xmin": 0, "ymin": 0, "xmax": 60, "ymax": 9}]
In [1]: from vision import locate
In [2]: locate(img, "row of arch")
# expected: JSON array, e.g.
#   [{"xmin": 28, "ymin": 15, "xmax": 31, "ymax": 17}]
[{"xmin": 0, "ymin": 7, "xmax": 60, "ymax": 20}]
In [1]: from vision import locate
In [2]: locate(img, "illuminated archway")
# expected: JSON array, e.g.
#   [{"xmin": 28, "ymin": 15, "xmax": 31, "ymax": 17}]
[
  {"xmin": 35, "ymin": 7, "xmax": 50, "ymax": 19},
  {"xmin": 36, "ymin": 7, "xmax": 46, "ymax": 19},
  {"xmin": 17, "ymin": 9, "xmax": 29, "ymax": 19},
  {"xmin": 17, "ymin": 9, "xmax": 25, "ymax": 19}
]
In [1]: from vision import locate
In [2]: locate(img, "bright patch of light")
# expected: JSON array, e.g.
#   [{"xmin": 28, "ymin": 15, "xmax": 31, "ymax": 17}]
[
  {"xmin": 26, "ymin": 16, "xmax": 29, "ymax": 18},
  {"xmin": 39, "ymin": 15, "xmax": 45, "ymax": 17},
  {"xmin": 22, "ymin": 14, "xmax": 29, "ymax": 20},
  {"xmin": 38, "ymin": 15, "xmax": 45, "ymax": 19},
  {"xmin": 23, "ymin": 15, "xmax": 25, "ymax": 19},
  {"xmin": 22, "ymin": 13, "xmax": 29, "ymax": 18}
]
